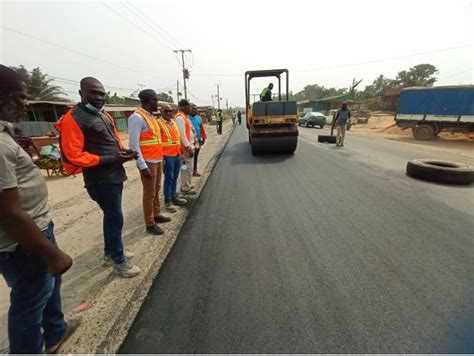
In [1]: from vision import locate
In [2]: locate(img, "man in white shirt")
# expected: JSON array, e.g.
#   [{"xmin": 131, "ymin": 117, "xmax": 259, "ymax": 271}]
[{"xmin": 174, "ymin": 99, "xmax": 196, "ymax": 195}]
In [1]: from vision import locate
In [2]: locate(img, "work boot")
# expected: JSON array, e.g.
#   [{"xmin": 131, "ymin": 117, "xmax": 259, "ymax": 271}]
[
  {"xmin": 146, "ymin": 224, "xmax": 165, "ymax": 235},
  {"xmin": 164, "ymin": 201, "xmax": 177, "ymax": 213},
  {"xmin": 155, "ymin": 215, "xmax": 172, "ymax": 224},
  {"xmin": 45, "ymin": 318, "xmax": 81, "ymax": 354},
  {"xmin": 103, "ymin": 250, "xmax": 134, "ymax": 266},
  {"xmin": 113, "ymin": 261, "xmax": 141, "ymax": 278},
  {"xmin": 172, "ymin": 197, "xmax": 187, "ymax": 206},
  {"xmin": 193, "ymin": 171, "xmax": 201, "ymax": 177}
]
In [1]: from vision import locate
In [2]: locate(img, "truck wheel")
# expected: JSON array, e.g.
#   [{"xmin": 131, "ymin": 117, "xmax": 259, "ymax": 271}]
[
  {"xmin": 406, "ymin": 159, "xmax": 474, "ymax": 185},
  {"xmin": 413, "ymin": 124, "xmax": 435, "ymax": 140}
]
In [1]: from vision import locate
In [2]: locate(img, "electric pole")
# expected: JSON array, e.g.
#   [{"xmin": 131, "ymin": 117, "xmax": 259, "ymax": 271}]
[
  {"xmin": 176, "ymin": 80, "xmax": 180, "ymax": 103},
  {"xmin": 173, "ymin": 49, "xmax": 192, "ymax": 100},
  {"xmin": 215, "ymin": 83, "xmax": 222, "ymax": 110},
  {"xmin": 226, "ymin": 99, "xmax": 229, "ymax": 111}
]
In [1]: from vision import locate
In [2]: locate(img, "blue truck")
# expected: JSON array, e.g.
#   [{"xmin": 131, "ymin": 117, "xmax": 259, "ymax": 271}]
[{"xmin": 395, "ymin": 85, "xmax": 474, "ymax": 140}]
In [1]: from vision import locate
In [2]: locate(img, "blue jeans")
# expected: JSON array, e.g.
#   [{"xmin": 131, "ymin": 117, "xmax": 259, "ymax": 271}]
[
  {"xmin": 87, "ymin": 183, "xmax": 125, "ymax": 264},
  {"xmin": 0, "ymin": 221, "xmax": 67, "ymax": 353},
  {"xmin": 163, "ymin": 155, "xmax": 181, "ymax": 201}
]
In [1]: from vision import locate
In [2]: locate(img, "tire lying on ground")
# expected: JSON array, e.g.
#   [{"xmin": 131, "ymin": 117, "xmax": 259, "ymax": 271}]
[
  {"xmin": 406, "ymin": 159, "xmax": 474, "ymax": 185},
  {"xmin": 318, "ymin": 135, "xmax": 337, "ymax": 144}
]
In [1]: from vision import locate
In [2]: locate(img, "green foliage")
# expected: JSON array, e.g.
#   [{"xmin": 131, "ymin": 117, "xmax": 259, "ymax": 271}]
[
  {"xmin": 292, "ymin": 84, "xmax": 347, "ymax": 101},
  {"xmin": 11, "ymin": 65, "xmax": 66, "ymax": 100},
  {"xmin": 395, "ymin": 63, "xmax": 438, "ymax": 87},
  {"xmin": 157, "ymin": 92, "xmax": 174, "ymax": 103},
  {"xmin": 105, "ymin": 92, "xmax": 125, "ymax": 104}
]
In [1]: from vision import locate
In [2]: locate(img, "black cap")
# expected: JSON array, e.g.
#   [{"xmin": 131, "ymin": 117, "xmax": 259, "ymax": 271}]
[
  {"xmin": 138, "ymin": 89, "xmax": 158, "ymax": 100},
  {"xmin": 178, "ymin": 99, "xmax": 190, "ymax": 107}
]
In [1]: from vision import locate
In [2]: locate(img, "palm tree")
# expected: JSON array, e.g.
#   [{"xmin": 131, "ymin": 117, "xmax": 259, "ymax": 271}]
[{"xmin": 11, "ymin": 65, "xmax": 67, "ymax": 100}]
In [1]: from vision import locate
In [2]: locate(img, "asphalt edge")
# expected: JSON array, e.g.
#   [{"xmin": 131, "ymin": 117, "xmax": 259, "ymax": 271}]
[{"xmin": 96, "ymin": 122, "xmax": 237, "ymax": 353}]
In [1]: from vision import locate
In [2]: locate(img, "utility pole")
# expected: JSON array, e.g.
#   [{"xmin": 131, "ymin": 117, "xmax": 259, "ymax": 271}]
[
  {"xmin": 226, "ymin": 99, "xmax": 229, "ymax": 111},
  {"xmin": 176, "ymin": 80, "xmax": 180, "ymax": 103},
  {"xmin": 173, "ymin": 49, "xmax": 192, "ymax": 100},
  {"xmin": 215, "ymin": 83, "xmax": 222, "ymax": 110}
]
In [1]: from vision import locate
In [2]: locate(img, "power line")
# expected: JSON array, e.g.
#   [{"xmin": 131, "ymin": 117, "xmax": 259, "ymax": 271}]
[
  {"xmin": 192, "ymin": 44, "xmax": 473, "ymax": 77},
  {"xmin": 437, "ymin": 68, "xmax": 473, "ymax": 82},
  {"xmin": 124, "ymin": 1, "xmax": 184, "ymax": 49},
  {"xmin": 1, "ymin": 26, "xmax": 167, "ymax": 81}
]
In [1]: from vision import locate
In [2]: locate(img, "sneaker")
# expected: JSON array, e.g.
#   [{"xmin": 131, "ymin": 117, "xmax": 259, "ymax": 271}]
[
  {"xmin": 45, "ymin": 318, "xmax": 81, "ymax": 353},
  {"xmin": 193, "ymin": 171, "xmax": 201, "ymax": 177},
  {"xmin": 103, "ymin": 250, "xmax": 135, "ymax": 266},
  {"xmin": 146, "ymin": 224, "xmax": 165, "ymax": 235},
  {"xmin": 155, "ymin": 215, "xmax": 172, "ymax": 224},
  {"xmin": 164, "ymin": 201, "xmax": 177, "ymax": 213},
  {"xmin": 172, "ymin": 197, "xmax": 188, "ymax": 206},
  {"xmin": 113, "ymin": 261, "xmax": 141, "ymax": 278},
  {"xmin": 181, "ymin": 189, "xmax": 197, "ymax": 196}
]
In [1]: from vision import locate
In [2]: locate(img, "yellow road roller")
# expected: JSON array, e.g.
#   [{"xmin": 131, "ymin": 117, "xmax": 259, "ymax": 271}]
[{"xmin": 245, "ymin": 69, "xmax": 298, "ymax": 155}]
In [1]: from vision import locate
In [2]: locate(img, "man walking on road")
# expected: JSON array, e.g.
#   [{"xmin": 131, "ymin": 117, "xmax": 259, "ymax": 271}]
[
  {"xmin": 237, "ymin": 110, "xmax": 242, "ymax": 125},
  {"xmin": 128, "ymin": 89, "xmax": 171, "ymax": 236},
  {"xmin": 188, "ymin": 104, "xmax": 207, "ymax": 177},
  {"xmin": 157, "ymin": 104, "xmax": 187, "ymax": 213},
  {"xmin": 174, "ymin": 99, "xmax": 196, "ymax": 196},
  {"xmin": 55, "ymin": 77, "xmax": 140, "ymax": 278},
  {"xmin": 335, "ymin": 102, "xmax": 351, "ymax": 147},
  {"xmin": 215, "ymin": 109, "xmax": 223, "ymax": 135},
  {"xmin": 0, "ymin": 65, "xmax": 79, "ymax": 353}
]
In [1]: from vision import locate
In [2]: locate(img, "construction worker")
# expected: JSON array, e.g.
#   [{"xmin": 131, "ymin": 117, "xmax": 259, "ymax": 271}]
[
  {"xmin": 188, "ymin": 104, "xmax": 207, "ymax": 177},
  {"xmin": 260, "ymin": 83, "xmax": 274, "ymax": 102},
  {"xmin": 335, "ymin": 102, "xmax": 351, "ymax": 147},
  {"xmin": 156, "ymin": 104, "xmax": 187, "ymax": 212},
  {"xmin": 215, "ymin": 108, "xmax": 223, "ymax": 135},
  {"xmin": 0, "ymin": 64, "xmax": 79, "ymax": 353},
  {"xmin": 128, "ymin": 89, "xmax": 171, "ymax": 236},
  {"xmin": 54, "ymin": 77, "xmax": 140, "ymax": 278},
  {"xmin": 174, "ymin": 99, "xmax": 196, "ymax": 196}
]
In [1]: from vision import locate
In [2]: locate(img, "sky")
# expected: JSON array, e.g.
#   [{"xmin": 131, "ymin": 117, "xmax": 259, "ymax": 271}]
[{"xmin": 0, "ymin": 0, "xmax": 473, "ymax": 107}]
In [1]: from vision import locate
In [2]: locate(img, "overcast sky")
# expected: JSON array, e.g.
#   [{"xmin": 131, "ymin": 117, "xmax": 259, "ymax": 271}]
[{"xmin": 1, "ymin": 0, "xmax": 472, "ymax": 106}]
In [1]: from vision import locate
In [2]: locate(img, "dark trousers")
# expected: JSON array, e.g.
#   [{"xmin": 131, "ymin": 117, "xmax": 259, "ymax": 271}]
[
  {"xmin": 163, "ymin": 155, "xmax": 181, "ymax": 201},
  {"xmin": 87, "ymin": 183, "xmax": 125, "ymax": 264},
  {"xmin": 193, "ymin": 147, "xmax": 200, "ymax": 172},
  {"xmin": 216, "ymin": 121, "xmax": 222, "ymax": 134},
  {"xmin": 0, "ymin": 222, "xmax": 67, "ymax": 353}
]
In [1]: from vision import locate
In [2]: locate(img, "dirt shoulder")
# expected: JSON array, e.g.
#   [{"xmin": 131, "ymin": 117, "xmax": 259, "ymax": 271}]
[
  {"xmin": 0, "ymin": 121, "xmax": 234, "ymax": 353},
  {"xmin": 350, "ymin": 112, "xmax": 474, "ymax": 160}
]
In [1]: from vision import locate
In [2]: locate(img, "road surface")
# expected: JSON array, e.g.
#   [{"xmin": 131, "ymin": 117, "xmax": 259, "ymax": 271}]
[{"xmin": 121, "ymin": 124, "xmax": 474, "ymax": 353}]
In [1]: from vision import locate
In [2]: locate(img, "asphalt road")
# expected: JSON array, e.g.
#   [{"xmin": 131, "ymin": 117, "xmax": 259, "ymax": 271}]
[{"xmin": 121, "ymin": 124, "xmax": 474, "ymax": 353}]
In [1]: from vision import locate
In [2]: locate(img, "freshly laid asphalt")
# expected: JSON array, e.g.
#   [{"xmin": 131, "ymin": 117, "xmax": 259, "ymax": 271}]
[{"xmin": 120, "ymin": 123, "xmax": 474, "ymax": 353}]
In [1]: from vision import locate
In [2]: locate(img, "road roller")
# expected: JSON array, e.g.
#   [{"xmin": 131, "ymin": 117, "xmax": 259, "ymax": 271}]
[{"xmin": 245, "ymin": 69, "xmax": 298, "ymax": 155}]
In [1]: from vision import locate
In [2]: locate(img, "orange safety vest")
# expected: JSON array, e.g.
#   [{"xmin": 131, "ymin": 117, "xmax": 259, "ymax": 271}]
[
  {"xmin": 54, "ymin": 107, "xmax": 124, "ymax": 176},
  {"xmin": 173, "ymin": 111, "xmax": 191, "ymax": 142},
  {"xmin": 134, "ymin": 108, "xmax": 163, "ymax": 160},
  {"xmin": 156, "ymin": 118, "xmax": 181, "ymax": 157}
]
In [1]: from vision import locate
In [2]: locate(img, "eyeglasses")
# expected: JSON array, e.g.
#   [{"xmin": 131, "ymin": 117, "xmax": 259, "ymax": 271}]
[{"xmin": 163, "ymin": 110, "xmax": 172, "ymax": 113}]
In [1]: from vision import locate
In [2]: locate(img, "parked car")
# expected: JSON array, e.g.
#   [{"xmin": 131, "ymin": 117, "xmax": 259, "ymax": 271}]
[{"xmin": 298, "ymin": 112, "xmax": 326, "ymax": 128}]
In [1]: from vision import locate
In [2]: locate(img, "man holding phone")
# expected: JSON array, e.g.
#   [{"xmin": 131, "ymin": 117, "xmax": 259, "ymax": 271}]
[{"xmin": 55, "ymin": 77, "xmax": 140, "ymax": 278}]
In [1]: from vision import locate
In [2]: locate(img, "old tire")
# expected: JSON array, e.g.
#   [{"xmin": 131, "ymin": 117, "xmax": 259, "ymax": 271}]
[
  {"xmin": 406, "ymin": 159, "xmax": 474, "ymax": 185},
  {"xmin": 318, "ymin": 135, "xmax": 337, "ymax": 144},
  {"xmin": 413, "ymin": 124, "xmax": 435, "ymax": 140}
]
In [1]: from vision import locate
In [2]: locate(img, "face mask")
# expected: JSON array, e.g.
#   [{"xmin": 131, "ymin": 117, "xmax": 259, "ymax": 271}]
[{"xmin": 85, "ymin": 103, "xmax": 104, "ymax": 113}]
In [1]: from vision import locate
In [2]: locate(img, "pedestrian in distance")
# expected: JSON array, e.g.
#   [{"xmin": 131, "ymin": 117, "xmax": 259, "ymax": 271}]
[
  {"xmin": 54, "ymin": 77, "xmax": 141, "ymax": 278},
  {"xmin": 231, "ymin": 111, "xmax": 236, "ymax": 125},
  {"xmin": 0, "ymin": 64, "xmax": 80, "ymax": 354},
  {"xmin": 215, "ymin": 108, "xmax": 223, "ymax": 135},
  {"xmin": 156, "ymin": 103, "xmax": 188, "ymax": 213},
  {"xmin": 188, "ymin": 104, "xmax": 207, "ymax": 177},
  {"xmin": 174, "ymin": 99, "xmax": 197, "ymax": 196},
  {"xmin": 128, "ymin": 89, "xmax": 172, "ymax": 236},
  {"xmin": 335, "ymin": 102, "xmax": 351, "ymax": 147},
  {"xmin": 237, "ymin": 110, "xmax": 242, "ymax": 125}
]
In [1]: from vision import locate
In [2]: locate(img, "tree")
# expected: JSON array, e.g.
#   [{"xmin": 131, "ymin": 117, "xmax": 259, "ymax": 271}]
[
  {"xmin": 156, "ymin": 92, "xmax": 174, "ymax": 103},
  {"xmin": 292, "ymin": 84, "xmax": 347, "ymax": 101},
  {"xmin": 348, "ymin": 78, "xmax": 363, "ymax": 99},
  {"xmin": 395, "ymin": 63, "xmax": 438, "ymax": 87},
  {"xmin": 11, "ymin": 65, "xmax": 66, "ymax": 100}
]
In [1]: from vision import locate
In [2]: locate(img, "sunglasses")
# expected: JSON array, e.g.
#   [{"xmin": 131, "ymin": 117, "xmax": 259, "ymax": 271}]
[{"xmin": 163, "ymin": 110, "xmax": 172, "ymax": 113}]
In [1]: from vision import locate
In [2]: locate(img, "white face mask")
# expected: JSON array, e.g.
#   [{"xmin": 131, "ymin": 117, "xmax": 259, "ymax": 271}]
[{"xmin": 85, "ymin": 102, "xmax": 104, "ymax": 113}]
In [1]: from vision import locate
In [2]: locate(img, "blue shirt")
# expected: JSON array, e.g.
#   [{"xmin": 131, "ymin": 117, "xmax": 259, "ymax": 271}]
[{"xmin": 188, "ymin": 114, "xmax": 202, "ymax": 141}]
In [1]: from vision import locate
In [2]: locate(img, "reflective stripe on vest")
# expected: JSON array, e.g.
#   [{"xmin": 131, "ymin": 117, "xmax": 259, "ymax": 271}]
[
  {"xmin": 157, "ymin": 118, "xmax": 181, "ymax": 156},
  {"xmin": 135, "ymin": 108, "xmax": 161, "ymax": 146}
]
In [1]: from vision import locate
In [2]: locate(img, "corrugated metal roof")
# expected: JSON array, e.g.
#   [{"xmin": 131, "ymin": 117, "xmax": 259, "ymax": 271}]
[{"xmin": 28, "ymin": 100, "xmax": 75, "ymax": 106}]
